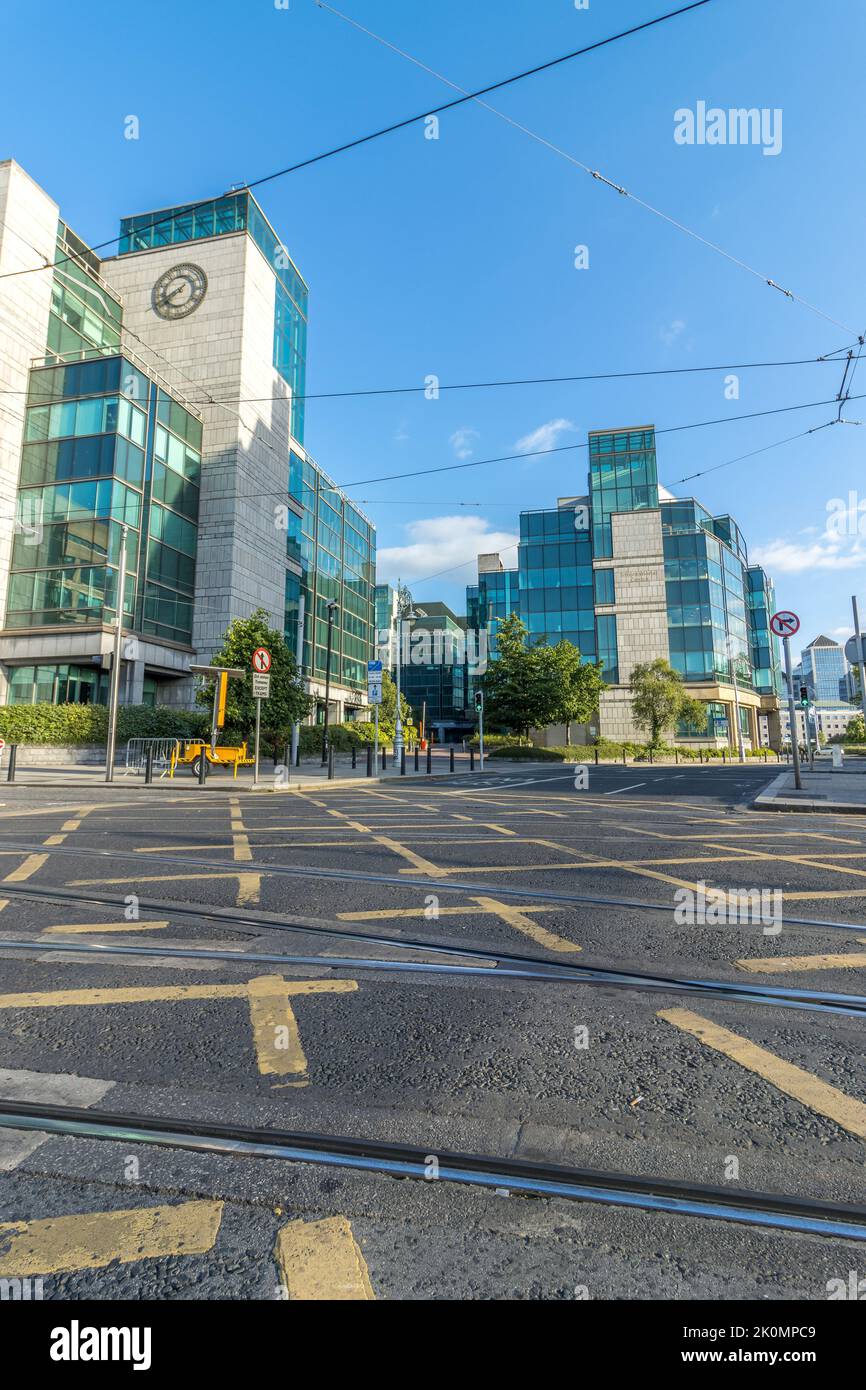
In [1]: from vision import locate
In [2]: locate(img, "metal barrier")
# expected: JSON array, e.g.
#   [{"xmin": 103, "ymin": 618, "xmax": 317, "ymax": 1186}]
[{"xmin": 124, "ymin": 738, "xmax": 180, "ymax": 777}]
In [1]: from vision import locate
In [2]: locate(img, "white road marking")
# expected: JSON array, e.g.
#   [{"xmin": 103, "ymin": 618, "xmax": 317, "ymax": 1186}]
[{"xmin": 604, "ymin": 782, "xmax": 647, "ymax": 795}]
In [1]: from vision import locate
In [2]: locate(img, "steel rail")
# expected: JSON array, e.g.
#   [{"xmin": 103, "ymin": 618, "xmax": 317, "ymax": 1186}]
[
  {"xmin": 1, "ymin": 1099, "xmax": 864, "ymax": 1243},
  {"xmin": 0, "ymin": 838, "xmax": 863, "ymax": 934},
  {"xmin": 3, "ymin": 934, "xmax": 865, "ymax": 1018}
]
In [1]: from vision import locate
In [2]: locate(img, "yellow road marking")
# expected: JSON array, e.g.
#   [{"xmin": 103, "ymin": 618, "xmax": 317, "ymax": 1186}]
[
  {"xmin": 72, "ymin": 870, "xmax": 262, "ymax": 904},
  {"xmin": 471, "ymin": 896, "xmax": 581, "ymax": 953},
  {"xmin": 338, "ymin": 903, "xmax": 557, "ymax": 921},
  {"xmin": 245, "ymin": 974, "xmax": 358, "ymax": 1080},
  {"xmin": 737, "ymin": 943, "xmax": 866, "ymax": 974},
  {"xmin": 659, "ymin": 1007, "xmax": 866, "ymax": 1139},
  {"xmin": 41, "ymin": 921, "xmax": 172, "ymax": 935},
  {"xmin": 230, "ymin": 796, "xmax": 252, "ymax": 863},
  {"xmin": 275, "ymin": 1216, "xmax": 374, "ymax": 1300},
  {"xmin": 135, "ymin": 843, "xmax": 234, "ymax": 853},
  {"xmin": 324, "ymin": 804, "xmax": 450, "ymax": 879},
  {"xmin": 3, "ymin": 854, "xmax": 49, "ymax": 882},
  {"xmin": 0, "ymin": 1200, "xmax": 223, "ymax": 1277},
  {"xmin": 0, "ymin": 975, "xmax": 358, "ymax": 1078}
]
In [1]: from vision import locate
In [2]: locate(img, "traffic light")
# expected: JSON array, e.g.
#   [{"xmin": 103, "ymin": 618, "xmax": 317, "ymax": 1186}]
[
  {"xmin": 799, "ymin": 684, "xmax": 809, "ymax": 707},
  {"xmin": 474, "ymin": 690, "xmax": 484, "ymax": 714}
]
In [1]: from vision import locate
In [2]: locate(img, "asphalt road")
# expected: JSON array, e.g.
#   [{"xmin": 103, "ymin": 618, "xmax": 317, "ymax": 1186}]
[{"xmin": 0, "ymin": 762, "xmax": 865, "ymax": 1301}]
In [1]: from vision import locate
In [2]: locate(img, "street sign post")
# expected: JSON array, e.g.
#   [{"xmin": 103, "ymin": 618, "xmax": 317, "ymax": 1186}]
[
  {"xmin": 368, "ymin": 660, "xmax": 382, "ymax": 766},
  {"xmin": 251, "ymin": 650, "xmax": 272, "ymax": 785},
  {"xmin": 771, "ymin": 611, "xmax": 802, "ymax": 791},
  {"xmin": 849, "ymin": 597, "xmax": 866, "ymax": 735}
]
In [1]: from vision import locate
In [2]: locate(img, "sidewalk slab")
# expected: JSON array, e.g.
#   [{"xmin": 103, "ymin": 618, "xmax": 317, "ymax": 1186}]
[{"xmin": 752, "ymin": 768, "xmax": 866, "ymax": 815}]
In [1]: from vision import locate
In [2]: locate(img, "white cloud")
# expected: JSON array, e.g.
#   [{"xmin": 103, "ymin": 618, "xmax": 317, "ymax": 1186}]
[
  {"xmin": 660, "ymin": 318, "xmax": 686, "ymax": 346},
  {"xmin": 831, "ymin": 626, "xmax": 854, "ymax": 640},
  {"xmin": 751, "ymin": 535, "xmax": 866, "ymax": 573},
  {"xmin": 514, "ymin": 418, "xmax": 576, "ymax": 454},
  {"xmin": 377, "ymin": 515, "xmax": 519, "ymax": 584},
  {"xmin": 450, "ymin": 427, "xmax": 479, "ymax": 460}
]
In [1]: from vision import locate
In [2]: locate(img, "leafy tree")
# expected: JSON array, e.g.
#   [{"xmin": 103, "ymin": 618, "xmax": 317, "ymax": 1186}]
[
  {"xmin": 630, "ymin": 658, "xmax": 708, "ymax": 748},
  {"xmin": 198, "ymin": 608, "xmax": 312, "ymax": 758},
  {"xmin": 843, "ymin": 713, "xmax": 866, "ymax": 743},
  {"xmin": 544, "ymin": 640, "xmax": 606, "ymax": 744},
  {"xmin": 482, "ymin": 614, "xmax": 561, "ymax": 736}
]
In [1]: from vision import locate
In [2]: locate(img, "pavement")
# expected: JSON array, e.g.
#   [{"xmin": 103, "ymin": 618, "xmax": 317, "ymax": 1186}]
[
  {"xmin": 754, "ymin": 763, "xmax": 866, "ymax": 814},
  {"xmin": 0, "ymin": 761, "xmax": 864, "ymax": 1300}
]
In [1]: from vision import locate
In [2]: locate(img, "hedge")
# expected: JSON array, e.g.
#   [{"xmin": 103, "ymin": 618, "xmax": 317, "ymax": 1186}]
[
  {"xmin": 488, "ymin": 745, "xmax": 565, "ymax": 761},
  {"xmin": 0, "ymin": 702, "xmax": 208, "ymax": 747}
]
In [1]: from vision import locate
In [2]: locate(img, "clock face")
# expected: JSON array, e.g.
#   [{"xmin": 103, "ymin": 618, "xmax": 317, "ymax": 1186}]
[{"xmin": 151, "ymin": 263, "xmax": 208, "ymax": 319}]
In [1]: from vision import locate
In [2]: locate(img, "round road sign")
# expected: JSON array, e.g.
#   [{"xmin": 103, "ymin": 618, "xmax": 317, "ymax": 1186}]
[
  {"xmin": 252, "ymin": 647, "xmax": 272, "ymax": 674},
  {"xmin": 769, "ymin": 611, "xmax": 800, "ymax": 639}
]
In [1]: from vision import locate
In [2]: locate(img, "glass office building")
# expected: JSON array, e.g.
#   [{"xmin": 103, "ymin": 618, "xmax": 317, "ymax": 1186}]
[
  {"xmin": 463, "ymin": 423, "xmax": 782, "ymax": 747},
  {"xmin": 799, "ymin": 635, "xmax": 849, "ymax": 703},
  {"xmin": 288, "ymin": 449, "xmax": 376, "ymax": 719}
]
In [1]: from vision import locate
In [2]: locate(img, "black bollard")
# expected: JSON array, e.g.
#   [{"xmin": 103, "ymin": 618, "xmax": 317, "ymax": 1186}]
[
  {"xmin": 6, "ymin": 744, "xmax": 17, "ymax": 783},
  {"xmin": 351, "ymin": 746, "xmax": 357, "ymax": 770},
  {"xmin": 328, "ymin": 745, "xmax": 335, "ymax": 780},
  {"xmin": 145, "ymin": 747, "xmax": 154, "ymax": 785},
  {"xmin": 400, "ymin": 748, "xmax": 406, "ymax": 776},
  {"xmin": 449, "ymin": 747, "xmax": 455, "ymax": 772},
  {"xmin": 366, "ymin": 745, "xmax": 373, "ymax": 777},
  {"xmin": 470, "ymin": 748, "xmax": 475, "ymax": 771},
  {"xmin": 198, "ymin": 750, "xmax": 207, "ymax": 785},
  {"xmin": 426, "ymin": 744, "xmax": 432, "ymax": 774},
  {"xmin": 414, "ymin": 747, "xmax": 419, "ymax": 772}
]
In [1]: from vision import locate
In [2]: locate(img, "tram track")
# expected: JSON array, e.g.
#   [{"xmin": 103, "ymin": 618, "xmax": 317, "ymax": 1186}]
[
  {"xmin": 0, "ymin": 838, "xmax": 864, "ymax": 934},
  {"xmin": 1, "ymin": 1098, "xmax": 864, "ymax": 1244},
  {"xmin": 1, "ymin": 885, "xmax": 865, "ymax": 1017}
]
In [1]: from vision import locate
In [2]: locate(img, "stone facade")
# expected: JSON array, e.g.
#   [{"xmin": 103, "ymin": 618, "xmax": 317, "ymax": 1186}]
[
  {"xmin": 597, "ymin": 508, "xmax": 670, "ymax": 743},
  {"xmin": 102, "ymin": 232, "xmax": 292, "ymax": 663}
]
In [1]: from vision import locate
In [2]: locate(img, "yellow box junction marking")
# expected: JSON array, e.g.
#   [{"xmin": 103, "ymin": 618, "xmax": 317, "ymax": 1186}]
[
  {"xmin": 737, "ymin": 941, "xmax": 866, "ymax": 974},
  {"xmin": 0, "ymin": 975, "xmax": 358, "ymax": 1080},
  {"xmin": 323, "ymin": 804, "xmax": 451, "ymax": 879},
  {"xmin": 275, "ymin": 1216, "xmax": 374, "ymax": 1300},
  {"xmin": 3, "ymin": 854, "xmax": 49, "ymax": 882},
  {"xmin": 0, "ymin": 1200, "xmax": 223, "ymax": 1278},
  {"xmin": 338, "ymin": 897, "xmax": 579, "ymax": 953},
  {"xmin": 659, "ymin": 1007, "xmax": 866, "ymax": 1140},
  {"xmin": 41, "ymin": 920, "xmax": 172, "ymax": 936}
]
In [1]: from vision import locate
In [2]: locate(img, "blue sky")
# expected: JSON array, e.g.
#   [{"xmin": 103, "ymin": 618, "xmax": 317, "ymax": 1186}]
[{"xmin": 3, "ymin": 0, "xmax": 865, "ymax": 654}]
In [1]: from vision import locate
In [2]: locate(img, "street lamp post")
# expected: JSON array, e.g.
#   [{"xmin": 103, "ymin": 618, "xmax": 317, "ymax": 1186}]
[
  {"xmin": 321, "ymin": 599, "xmax": 339, "ymax": 765},
  {"xmin": 393, "ymin": 582, "xmax": 416, "ymax": 760},
  {"xmin": 730, "ymin": 654, "xmax": 749, "ymax": 765}
]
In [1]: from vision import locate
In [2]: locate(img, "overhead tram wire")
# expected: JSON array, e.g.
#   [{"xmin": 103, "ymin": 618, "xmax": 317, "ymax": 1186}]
[
  {"xmin": 0, "ymin": 2, "xmax": 717, "ymax": 284},
  {"xmin": 315, "ymin": 0, "xmax": 859, "ymax": 340},
  {"xmin": 189, "ymin": 389, "xmax": 865, "ymax": 524},
  {"xmin": 0, "ymin": 351, "xmax": 847, "ymax": 402}
]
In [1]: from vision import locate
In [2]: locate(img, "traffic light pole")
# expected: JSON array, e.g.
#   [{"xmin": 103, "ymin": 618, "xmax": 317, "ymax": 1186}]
[{"xmin": 783, "ymin": 635, "xmax": 803, "ymax": 791}]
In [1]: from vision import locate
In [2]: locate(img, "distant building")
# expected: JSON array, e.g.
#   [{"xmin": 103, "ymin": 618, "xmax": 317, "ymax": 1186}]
[
  {"xmin": 399, "ymin": 601, "xmax": 472, "ymax": 744},
  {"xmin": 798, "ymin": 634, "xmax": 849, "ymax": 703},
  {"xmin": 464, "ymin": 424, "xmax": 783, "ymax": 749}
]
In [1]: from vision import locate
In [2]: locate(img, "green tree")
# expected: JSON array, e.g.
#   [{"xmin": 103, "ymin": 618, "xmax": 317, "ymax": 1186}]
[
  {"xmin": 544, "ymin": 640, "xmax": 606, "ymax": 745},
  {"xmin": 630, "ymin": 658, "xmax": 708, "ymax": 748},
  {"xmin": 843, "ymin": 713, "xmax": 866, "ymax": 743},
  {"xmin": 482, "ymin": 613, "xmax": 560, "ymax": 737},
  {"xmin": 198, "ymin": 608, "xmax": 312, "ymax": 759}
]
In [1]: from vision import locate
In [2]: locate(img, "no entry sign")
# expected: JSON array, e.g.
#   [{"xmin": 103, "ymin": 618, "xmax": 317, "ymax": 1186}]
[
  {"xmin": 251, "ymin": 647, "xmax": 271, "ymax": 674},
  {"xmin": 770, "ymin": 611, "xmax": 800, "ymax": 639}
]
